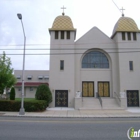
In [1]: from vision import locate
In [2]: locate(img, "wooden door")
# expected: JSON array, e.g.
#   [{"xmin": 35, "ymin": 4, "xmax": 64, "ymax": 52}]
[
  {"xmin": 82, "ymin": 82, "xmax": 94, "ymax": 97},
  {"xmin": 98, "ymin": 82, "xmax": 110, "ymax": 97}
]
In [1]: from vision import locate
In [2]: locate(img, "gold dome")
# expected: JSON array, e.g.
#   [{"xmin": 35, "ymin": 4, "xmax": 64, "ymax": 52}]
[
  {"xmin": 112, "ymin": 17, "xmax": 140, "ymax": 36},
  {"xmin": 49, "ymin": 15, "xmax": 76, "ymax": 31}
]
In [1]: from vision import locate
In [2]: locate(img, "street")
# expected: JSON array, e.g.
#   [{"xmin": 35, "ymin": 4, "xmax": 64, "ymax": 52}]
[{"xmin": 0, "ymin": 117, "xmax": 140, "ymax": 140}]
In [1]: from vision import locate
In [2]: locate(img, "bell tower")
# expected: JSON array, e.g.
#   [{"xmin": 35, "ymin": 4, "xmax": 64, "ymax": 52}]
[
  {"xmin": 111, "ymin": 12, "xmax": 140, "ymax": 93},
  {"xmin": 48, "ymin": 9, "xmax": 76, "ymax": 107}
]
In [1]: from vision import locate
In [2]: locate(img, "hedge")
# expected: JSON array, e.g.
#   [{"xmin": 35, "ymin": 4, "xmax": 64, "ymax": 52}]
[{"xmin": 0, "ymin": 100, "xmax": 48, "ymax": 112}]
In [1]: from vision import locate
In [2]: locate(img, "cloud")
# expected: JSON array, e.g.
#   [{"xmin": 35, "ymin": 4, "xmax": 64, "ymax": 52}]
[{"xmin": 0, "ymin": 0, "xmax": 140, "ymax": 70}]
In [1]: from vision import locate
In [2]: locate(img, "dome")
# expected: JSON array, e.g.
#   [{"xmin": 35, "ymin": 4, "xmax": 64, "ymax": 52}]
[
  {"xmin": 112, "ymin": 16, "xmax": 140, "ymax": 37},
  {"xmin": 49, "ymin": 15, "xmax": 76, "ymax": 31}
]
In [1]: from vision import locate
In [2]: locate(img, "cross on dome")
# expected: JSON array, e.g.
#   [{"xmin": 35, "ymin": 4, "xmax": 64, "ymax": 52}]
[
  {"xmin": 61, "ymin": 6, "xmax": 66, "ymax": 15},
  {"xmin": 120, "ymin": 7, "xmax": 125, "ymax": 17}
]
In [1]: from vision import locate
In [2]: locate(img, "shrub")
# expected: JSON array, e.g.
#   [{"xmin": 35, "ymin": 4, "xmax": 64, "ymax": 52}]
[
  {"xmin": 35, "ymin": 84, "xmax": 52, "ymax": 106},
  {"xmin": 0, "ymin": 100, "xmax": 47, "ymax": 112},
  {"xmin": 10, "ymin": 87, "xmax": 15, "ymax": 100}
]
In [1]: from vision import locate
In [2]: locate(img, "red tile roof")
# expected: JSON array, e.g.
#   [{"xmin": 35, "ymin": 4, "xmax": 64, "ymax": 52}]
[{"xmin": 15, "ymin": 82, "xmax": 49, "ymax": 87}]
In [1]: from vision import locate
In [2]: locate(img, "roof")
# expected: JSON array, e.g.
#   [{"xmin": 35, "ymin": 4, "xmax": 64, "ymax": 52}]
[
  {"xmin": 112, "ymin": 16, "xmax": 140, "ymax": 37},
  {"xmin": 15, "ymin": 82, "xmax": 49, "ymax": 87},
  {"xmin": 49, "ymin": 14, "xmax": 76, "ymax": 31}
]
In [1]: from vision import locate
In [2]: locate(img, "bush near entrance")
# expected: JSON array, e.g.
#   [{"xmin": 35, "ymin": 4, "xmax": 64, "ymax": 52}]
[
  {"xmin": 35, "ymin": 84, "xmax": 52, "ymax": 106},
  {"xmin": 10, "ymin": 87, "xmax": 15, "ymax": 100},
  {"xmin": 0, "ymin": 99, "xmax": 47, "ymax": 112}
]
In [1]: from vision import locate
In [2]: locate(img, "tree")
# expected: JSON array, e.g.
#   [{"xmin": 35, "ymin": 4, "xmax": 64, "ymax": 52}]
[
  {"xmin": 0, "ymin": 52, "xmax": 16, "ymax": 94},
  {"xmin": 35, "ymin": 84, "xmax": 52, "ymax": 106},
  {"xmin": 10, "ymin": 87, "xmax": 15, "ymax": 100}
]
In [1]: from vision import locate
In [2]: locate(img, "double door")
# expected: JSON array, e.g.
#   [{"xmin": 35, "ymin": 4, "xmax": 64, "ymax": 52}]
[
  {"xmin": 98, "ymin": 82, "xmax": 110, "ymax": 97},
  {"xmin": 55, "ymin": 90, "xmax": 68, "ymax": 107},
  {"xmin": 127, "ymin": 90, "xmax": 139, "ymax": 107},
  {"xmin": 82, "ymin": 82, "xmax": 110, "ymax": 97},
  {"xmin": 82, "ymin": 82, "xmax": 94, "ymax": 97}
]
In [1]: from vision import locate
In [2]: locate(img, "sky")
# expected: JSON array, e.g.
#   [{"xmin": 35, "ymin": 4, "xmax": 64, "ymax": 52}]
[{"xmin": 0, "ymin": 0, "xmax": 140, "ymax": 70}]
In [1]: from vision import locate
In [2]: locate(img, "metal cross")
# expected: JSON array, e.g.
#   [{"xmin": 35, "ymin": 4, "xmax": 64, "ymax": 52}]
[
  {"xmin": 61, "ymin": 6, "xmax": 66, "ymax": 15},
  {"xmin": 120, "ymin": 7, "xmax": 125, "ymax": 16}
]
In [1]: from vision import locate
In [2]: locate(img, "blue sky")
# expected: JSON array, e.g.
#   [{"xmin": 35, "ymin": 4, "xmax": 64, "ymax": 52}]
[{"xmin": 0, "ymin": 0, "xmax": 140, "ymax": 70}]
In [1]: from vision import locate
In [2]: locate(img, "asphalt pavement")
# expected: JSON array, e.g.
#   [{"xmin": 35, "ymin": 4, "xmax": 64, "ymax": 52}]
[{"xmin": 1, "ymin": 117, "xmax": 139, "ymax": 140}]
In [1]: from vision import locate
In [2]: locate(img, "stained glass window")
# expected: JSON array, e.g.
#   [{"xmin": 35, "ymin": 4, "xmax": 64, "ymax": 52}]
[{"xmin": 82, "ymin": 51, "xmax": 109, "ymax": 68}]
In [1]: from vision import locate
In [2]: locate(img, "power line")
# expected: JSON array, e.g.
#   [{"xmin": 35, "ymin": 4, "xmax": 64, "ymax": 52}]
[
  {"xmin": 112, "ymin": 0, "xmax": 121, "ymax": 13},
  {"xmin": 112, "ymin": 0, "xmax": 138, "ymax": 32},
  {"xmin": 0, "ymin": 47, "xmax": 140, "ymax": 51},
  {"xmin": 1, "ymin": 46, "xmax": 140, "ymax": 51},
  {"xmin": 2, "ymin": 51, "xmax": 140, "ymax": 56},
  {"xmin": 0, "ymin": 40, "xmax": 140, "ymax": 47}
]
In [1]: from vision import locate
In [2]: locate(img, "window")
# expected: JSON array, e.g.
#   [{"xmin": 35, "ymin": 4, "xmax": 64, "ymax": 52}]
[
  {"xmin": 38, "ymin": 76, "xmax": 43, "ymax": 80},
  {"xmin": 67, "ymin": 31, "xmax": 70, "ymax": 39},
  {"xmin": 16, "ymin": 76, "xmax": 21, "ymax": 79},
  {"xmin": 55, "ymin": 31, "xmax": 59, "ymax": 39},
  {"xmin": 129, "ymin": 61, "xmax": 133, "ymax": 71},
  {"xmin": 61, "ymin": 31, "xmax": 64, "ymax": 39},
  {"xmin": 44, "ymin": 76, "xmax": 49, "ymax": 79},
  {"xmin": 127, "ymin": 32, "xmax": 131, "ymax": 40},
  {"xmin": 18, "ymin": 88, "xmax": 21, "ymax": 91},
  {"xmin": 60, "ymin": 60, "xmax": 64, "ymax": 70},
  {"xmin": 133, "ymin": 32, "xmax": 137, "ymax": 40},
  {"xmin": 122, "ymin": 32, "xmax": 125, "ymax": 40},
  {"xmin": 27, "ymin": 76, "xmax": 32, "ymax": 80},
  {"xmin": 82, "ymin": 51, "xmax": 109, "ymax": 68},
  {"xmin": 30, "ymin": 87, "xmax": 33, "ymax": 91}
]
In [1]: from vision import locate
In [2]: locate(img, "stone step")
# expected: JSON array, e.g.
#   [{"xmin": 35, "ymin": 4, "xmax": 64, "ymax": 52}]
[
  {"xmin": 79, "ymin": 98, "xmax": 101, "ymax": 110},
  {"xmin": 79, "ymin": 97, "xmax": 124, "ymax": 110},
  {"xmin": 101, "ymin": 98, "xmax": 123, "ymax": 109}
]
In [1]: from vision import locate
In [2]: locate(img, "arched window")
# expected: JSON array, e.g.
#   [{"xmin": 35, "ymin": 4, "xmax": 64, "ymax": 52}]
[{"xmin": 82, "ymin": 51, "xmax": 109, "ymax": 68}]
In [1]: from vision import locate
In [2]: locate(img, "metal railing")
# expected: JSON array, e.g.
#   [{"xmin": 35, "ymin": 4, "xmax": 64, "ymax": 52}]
[
  {"xmin": 97, "ymin": 92, "xmax": 102, "ymax": 107},
  {"xmin": 114, "ymin": 92, "xmax": 121, "ymax": 107},
  {"xmin": 114, "ymin": 92, "xmax": 121, "ymax": 102}
]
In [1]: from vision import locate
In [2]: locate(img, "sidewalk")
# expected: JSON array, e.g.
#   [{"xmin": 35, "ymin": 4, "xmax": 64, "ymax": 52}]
[{"xmin": 0, "ymin": 108, "xmax": 140, "ymax": 118}]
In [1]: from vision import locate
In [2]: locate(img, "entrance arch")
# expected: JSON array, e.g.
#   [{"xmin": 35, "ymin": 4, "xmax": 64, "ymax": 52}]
[{"xmin": 81, "ymin": 49, "xmax": 112, "ymax": 97}]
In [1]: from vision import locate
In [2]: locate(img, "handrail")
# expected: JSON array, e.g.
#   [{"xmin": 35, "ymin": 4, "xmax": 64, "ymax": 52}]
[
  {"xmin": 114, "ymin": 92, "xmax": 121, "ymax": 102},
  {"xmin": 97, "ymin": 92, "xmax": 102, "ymax": 107}
]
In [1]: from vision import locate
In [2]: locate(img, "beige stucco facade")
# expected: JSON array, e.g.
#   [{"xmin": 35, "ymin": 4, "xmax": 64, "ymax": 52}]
[
  {"xmin": 48, "ymin": 13, "xmax": 140, "ymax": 109},
  {"xmin": 14, "ymin": 70, "xmax": 49, "ymax": 98},
  {"xmin": 14, "ymin": 13, "xmax": 140, "ymax": 109}
]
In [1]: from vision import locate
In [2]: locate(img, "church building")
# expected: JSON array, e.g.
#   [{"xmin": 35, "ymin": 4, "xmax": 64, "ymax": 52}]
[
  {"xmin": 48, "ymin": 10, "xmax": 140, "ymax": 109},
  {"xmin": 14, "ymin": 9, "xmax": 140, "ymax": 109}
]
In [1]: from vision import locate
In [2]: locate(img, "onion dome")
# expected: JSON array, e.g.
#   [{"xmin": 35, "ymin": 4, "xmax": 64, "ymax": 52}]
[
  {"xmin": 49, "ymin": 14, "xmax": 76, "ymax": 31},
  {"xmin": 112, "ymin": 16, "xmax": 140, "ymax": 38}
]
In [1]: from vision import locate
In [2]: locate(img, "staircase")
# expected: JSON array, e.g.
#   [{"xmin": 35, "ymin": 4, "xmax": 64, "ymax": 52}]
[
  {"xmin": 101, "ymin": 98, "xmax": 122, "ymax": 109},
  {"xmin": 79, "ymin": 97, "xmax": 124, "ymax": 110},
  {"xmin": 79, "ymin": 98, "xmax": 102, "ymax": 110}
]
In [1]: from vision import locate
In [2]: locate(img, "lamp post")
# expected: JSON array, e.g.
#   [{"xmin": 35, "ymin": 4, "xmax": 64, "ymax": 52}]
[{"xmin": 17, "ymin": 13, "xmax": 26, "ymax": 115}]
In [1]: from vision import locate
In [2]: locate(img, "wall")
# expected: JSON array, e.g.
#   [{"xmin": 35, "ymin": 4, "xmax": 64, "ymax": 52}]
[
  {"xmin": 14, "ymin": 70, "xmax": 49, "ymax": 98},
  {"xmin": 75, "ymin": 27, "xmax": 119, "ymax": 98},
  {"xmin": 114, "ymin": 32, "xmax": 140, "ymax": 92},
  {"xmin": 49, "ymin": 31, "xmax": 76, "ymax": 107}
]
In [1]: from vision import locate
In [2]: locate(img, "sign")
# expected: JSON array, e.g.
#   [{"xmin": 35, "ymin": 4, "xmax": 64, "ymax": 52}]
[{"xmin": 127, "ymin": 127, "xmax": 140, "ymax": 140}]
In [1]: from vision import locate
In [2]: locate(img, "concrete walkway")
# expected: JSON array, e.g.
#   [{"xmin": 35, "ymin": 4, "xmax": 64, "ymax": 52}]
[{"xmin": 0, "ymin": 107, "xmax": 140, "ymax": 118}]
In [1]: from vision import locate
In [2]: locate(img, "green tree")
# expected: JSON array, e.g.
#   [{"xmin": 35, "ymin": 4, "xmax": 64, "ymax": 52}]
[
  {"xmin": 0, "ymin": 52, "xmax": 16, "ymax": 94},
  {"xmin": 10, "ymin": 87, "xmax": 15, "ymax": 100},
  {"xmin": 35, "ymin": 84, "xmax": 52, "ymax": 106}
]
